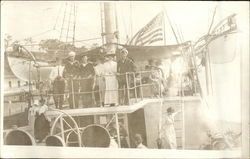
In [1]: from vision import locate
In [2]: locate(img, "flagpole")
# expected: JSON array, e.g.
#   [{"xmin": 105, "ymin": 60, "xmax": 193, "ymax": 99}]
[{"xmin": 165, "ymin": 10, "xmax": 180, "ymax": 44}]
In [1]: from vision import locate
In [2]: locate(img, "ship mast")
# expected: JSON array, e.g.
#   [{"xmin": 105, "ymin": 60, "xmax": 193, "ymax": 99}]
[
  {"xmin": 101, "ymin": 2, "xmax": 118, "ymax": 54},
  {"xmin": 59, "ymin": 2, "xmax": 77, "ymax": 54},
  {"xmin": 100, "ymin": 2, "xmax": 121, "ymax": 147}
]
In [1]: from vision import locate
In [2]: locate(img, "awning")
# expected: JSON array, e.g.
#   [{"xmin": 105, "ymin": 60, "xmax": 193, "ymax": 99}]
[{"xmin": 76, "ymin": 43, "xmax": 190, "ymax": 62}]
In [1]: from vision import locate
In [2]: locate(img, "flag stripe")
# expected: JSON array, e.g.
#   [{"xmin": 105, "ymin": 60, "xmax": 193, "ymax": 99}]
[
  {"xmin": 129, "ymin": 11, "xmax": 164, "ymax": 46},
  {"xmin": 136, "ymin": 32, "xmax": 163, "ymax": 45},
  {"xmin": 140, "ymin": 34, "xmax": 163, "ymax": 46},
  {"xmin": 148, "ymin": 38, "xmax": 164, "ymax": 44},
  {"xmin": 137, "ymin": 28, "xmax": 163, "ymax": 42},
  {"xmin": 141, "ymin": 13, "xmax": 163, "ymax": 33}
]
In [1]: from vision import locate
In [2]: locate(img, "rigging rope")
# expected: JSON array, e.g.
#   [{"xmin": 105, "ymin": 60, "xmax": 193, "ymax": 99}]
[
  {"xmin": 207, "ymin": 5, "xmax": 217, "ymax": 35},
  {"xmin": 72, "ymin": 3, "xmax": 78, "ymax": 45},
  {"xmin": 165, "ymin": 11, "xmax": 180, "ymax": 44},
  {"xmin": 53, "ymin": 2, "xmax": 64, "ymax": 30},
  {"xmin": 129, "ymin": 2, "xmax": 133, "ymax": 39},
  {"xmin": 17, "ymin": 29, "xmax": 55, "ymax": 42}
]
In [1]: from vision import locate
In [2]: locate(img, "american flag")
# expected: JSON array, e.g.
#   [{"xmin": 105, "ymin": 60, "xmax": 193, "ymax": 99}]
[{"xmin": 129, "ymin": 11, "xmax": 164, "ymax": 46}]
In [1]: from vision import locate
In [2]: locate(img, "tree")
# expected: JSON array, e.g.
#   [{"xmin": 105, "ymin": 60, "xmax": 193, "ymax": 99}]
[
  {"xmin": 38, "ymin": 39, "xmax": 91, "ymax": 57},
  {"xmin": 75, "ymin": 45, "xmax": 88, "ymax": 53},
  {"xmin": 39, "ymin": 39, "xmax": 63, "ymax": 52}
]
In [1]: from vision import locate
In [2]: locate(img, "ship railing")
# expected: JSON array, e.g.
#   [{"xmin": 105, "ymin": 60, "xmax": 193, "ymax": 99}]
[{"xmin": 36, "ymin": 70, "xmax": 196, "ymax": 109}]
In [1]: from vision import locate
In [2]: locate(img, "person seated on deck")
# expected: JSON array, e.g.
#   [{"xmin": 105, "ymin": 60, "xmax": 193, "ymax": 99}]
[
  {"xmin": 109, "ymin": 122, "xmax": 129, "ymax": 148},
  {"xmin": 49, "ymin": 57, "xmax": 65, "ymax": 109},
  {"xmin": 63, "ymin": 51, "xmax": 80, "ymax": 109},
  {"xmin": 34, "ymin": 99, "xmax": 50, "ymax": 143},
  {"xmin": 134, "ymin": 134, "xmax": 147, "ymax": 149},
  {"xmin": 79, "ymin": 55, "xmax": 95, "ymax": 108},
  {"xmin": 109, "ymin": 127, "xmax": 119, "ymax": 148},
  {"xmin": 117, "ymin": 47, "xmax": 137, "ymax": 105}
]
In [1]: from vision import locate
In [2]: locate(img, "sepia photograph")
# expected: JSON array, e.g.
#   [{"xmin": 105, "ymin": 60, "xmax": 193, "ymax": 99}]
[{"xmin": 0, "ymin": 1, "xmax": 249, "ymax": 158}]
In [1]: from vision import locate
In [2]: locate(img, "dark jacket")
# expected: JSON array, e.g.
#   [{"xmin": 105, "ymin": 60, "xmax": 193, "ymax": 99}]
[
  {"xmin": 63, "ymin": 59, "xmax": 80, "ymax": 79},
  {"xmin": 117, "ymin": 57, "xmax": 136, "ymax": 85}
]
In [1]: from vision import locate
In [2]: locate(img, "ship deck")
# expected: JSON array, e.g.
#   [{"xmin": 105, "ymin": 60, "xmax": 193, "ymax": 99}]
[{"xmin": 46, "ymin": 96, "xmax": 201, "ymax": 117}]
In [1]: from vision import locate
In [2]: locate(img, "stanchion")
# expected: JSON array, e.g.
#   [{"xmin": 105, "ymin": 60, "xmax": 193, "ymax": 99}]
[
  {"xmin": 125, "ymin": 73, "xmax": 130, "ymax": 105},
  {"xmin": 115, "ymin": 113, "xmax": 121, "ymax": 148},
  {"xmin": 139, "ymin": 72, "xmax": 144, "ymax": 100},
  {"xmin": 71, "ymin": 78, "xmax": 75, "ymax": 109},
  {"xmin": 132, "ymin": 72, "xmax": 138, "ymax": 102}
]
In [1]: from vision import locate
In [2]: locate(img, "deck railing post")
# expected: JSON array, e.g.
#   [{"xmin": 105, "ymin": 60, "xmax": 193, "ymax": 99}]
[
  {"xmin": 70, "ymin": 78, "xmax": 75, "ymax": 109},
  {"xmin": 115, "ymin": 113, "xmax": 121, "ymax": 148},
  {"xmin": 125, "ymin": 73, "xmax": 130, "ymax": 105},
  {"xmin": 98, "ymin": 75, "xmax": 102, "ymax": 107},
  {"xmin": 139, "ymin": 72, "xmax": 143, "ymax": 100},
  {"xmin": 133, "ymin": 72, "xmax": 138, "ymax": 102}
]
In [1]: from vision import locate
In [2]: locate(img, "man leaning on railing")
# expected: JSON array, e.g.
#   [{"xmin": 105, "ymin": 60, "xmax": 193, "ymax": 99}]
[
  {"xmin": 117, "ymin": 48, "xmax": 137, "ymax": 105},
  {"xmin": 78, "ymin": 55, "xmax": 95, "ymax": 108},
  {"xmin": 63, "ymin": 51, "xmax": 80, "ymax": 109}
]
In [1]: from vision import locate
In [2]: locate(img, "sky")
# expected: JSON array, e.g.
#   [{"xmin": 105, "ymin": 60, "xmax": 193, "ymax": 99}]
[
  {"xmin": 2, "ymin": 1, "xmax": 248, "ymax": 47},
  {"xmin": 1, "ymin": 1, "xmax": 249, "ymax": 123}
]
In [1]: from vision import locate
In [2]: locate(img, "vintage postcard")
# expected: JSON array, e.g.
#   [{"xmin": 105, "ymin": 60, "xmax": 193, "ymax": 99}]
[{"xmin": 0, "ymin": 1, "xmax": 249, "ymax": 158}]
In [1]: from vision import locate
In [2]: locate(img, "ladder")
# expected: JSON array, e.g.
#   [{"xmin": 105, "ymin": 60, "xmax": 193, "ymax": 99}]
[{"xmin": 174, "ymin": 99, "xmax": 185, "ymax": 149}]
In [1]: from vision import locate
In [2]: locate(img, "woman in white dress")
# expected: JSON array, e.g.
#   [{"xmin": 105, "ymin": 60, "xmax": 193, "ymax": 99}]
[
  {"xmin": 159, "ymin": 107, "xmax": 181, "ymax": 149},
  {"xmin": 103, "ymin": 54, "xmax": 118, "ymax": 106}
]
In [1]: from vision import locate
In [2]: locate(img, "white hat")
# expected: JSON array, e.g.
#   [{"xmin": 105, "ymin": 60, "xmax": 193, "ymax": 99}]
[
  {"xmin": 33, "ymin": 100, "xmax": 39, "ymax": 106},
  {"xmin": 172, "ymin": 51, "xmax": 180, "ymax": 55},
  {"xmin": 120, "ymin": 48, "xmax": 128, "ymax": 56},
  {"xmin": 68, "ymin": 51, "xmax": 76, "ymax": 57}
]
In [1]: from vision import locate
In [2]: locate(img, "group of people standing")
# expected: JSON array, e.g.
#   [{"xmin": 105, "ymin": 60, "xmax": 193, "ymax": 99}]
[
  {"xmin": 49, "ymin": 47, "xmax": 136, "ymax": 109},
  {"xmin": 144, "ymin": 53, "xmax": 189, "ymax": 97}
]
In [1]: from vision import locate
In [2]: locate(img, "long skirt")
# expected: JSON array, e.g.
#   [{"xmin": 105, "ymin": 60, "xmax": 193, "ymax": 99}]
[
  {"xmin": 161, "ymin": 124, "xmax": 177, "ymax": 149},
  {"xmin": 104, "ymin": 75, "xmax": 118, "ymax": 105},
  {"xmin": 34, "ymin": 113, "xmax": 50, "ymax": 142},
  {"xmin": 97, "ymin": 76, "xmax": 106, "ymax": 106}
]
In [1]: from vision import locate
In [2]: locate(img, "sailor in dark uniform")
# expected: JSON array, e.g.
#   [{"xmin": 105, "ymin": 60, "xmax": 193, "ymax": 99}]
[
  {"xmin": 79, "ymin": 55, "xmax": 95, "ymax": 108},
  {"xmin": 117, "ymin": 48, "xmax": 137, "ymax": 105},
  {"xmin": 63, "ymin": 51, "xmax": 80, "ymax": 109}
]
